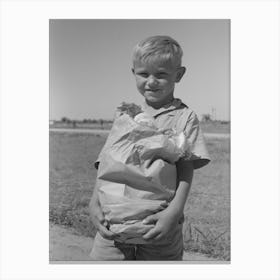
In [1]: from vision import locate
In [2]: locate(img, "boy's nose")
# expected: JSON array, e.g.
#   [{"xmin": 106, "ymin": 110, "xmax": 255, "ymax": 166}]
[{"xmin": 147, "ymin": 76, "xmax": 158, "ymax": 87}]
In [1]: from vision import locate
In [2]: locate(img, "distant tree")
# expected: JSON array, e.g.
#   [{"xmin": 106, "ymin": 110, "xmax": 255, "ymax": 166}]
[
  {"xmin": 201, "ymin": 114, "xmax": 212, "ymax": 122},
  {"xmin": 61, "ymin": 117, "xmax": 69, "ymax": 123},
  {"xmin": 99, "ymin": 119, "xmax": 104, "ymax": 129}
]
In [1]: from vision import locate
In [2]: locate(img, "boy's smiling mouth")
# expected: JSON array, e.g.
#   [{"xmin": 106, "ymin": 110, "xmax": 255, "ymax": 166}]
[{"xmin": 145, "ymin": 88, "xmax": 160, "ymax": 92}]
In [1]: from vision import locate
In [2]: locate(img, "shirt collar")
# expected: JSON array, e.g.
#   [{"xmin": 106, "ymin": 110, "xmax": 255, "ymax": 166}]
[{"xmin": 141, "ymin": 98, "xmax": 183, "ymax": 118}]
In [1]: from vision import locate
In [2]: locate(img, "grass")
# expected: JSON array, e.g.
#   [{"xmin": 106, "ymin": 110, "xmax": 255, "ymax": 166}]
[
  {"xmin": 49, "ymin": 131, "xmax": 230, "ymax": 261},
  {"xmin": 200, "ymin": 121, "xmax": 230, "ymax": 134},
  {"xmin": 50, "ymin": 120, "xmax": 230, "ymax": 134}
]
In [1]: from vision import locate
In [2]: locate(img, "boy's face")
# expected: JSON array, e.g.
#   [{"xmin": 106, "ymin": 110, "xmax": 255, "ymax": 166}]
[{"xmin": 132, "ymin": 59, "xmax": 186, "ymax": 108}]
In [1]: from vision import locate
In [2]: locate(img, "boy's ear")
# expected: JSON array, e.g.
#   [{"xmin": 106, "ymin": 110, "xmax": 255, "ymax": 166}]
[
  {"xmin": 131, "ymin": 68, "xmax": 135, "ymax": 75},
  {"xmin": 175, "ymin": 67, "xmax": 186, "ymax": 83}
]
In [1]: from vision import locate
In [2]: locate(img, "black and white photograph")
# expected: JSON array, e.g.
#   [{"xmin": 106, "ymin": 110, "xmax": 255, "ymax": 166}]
[
  {"xmin": 49, "ymin": 19, "xmax": 230, "ymax": 262},
  {"xmin": 1, "ymin": 0, "xmax": 280, "ymax": 279}
]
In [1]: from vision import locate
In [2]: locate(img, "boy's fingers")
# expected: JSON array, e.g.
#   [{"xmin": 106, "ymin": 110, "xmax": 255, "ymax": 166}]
[
  {"xmin": 142, "ymin": 227, "xmax": 161, "ymax": 240},
  {"xmin": 160, "ymin": 201, "xmax": 169, "ymax": 208},
  {"xmin": 142, "ymin": 214, "xmax": 158, "ymax": 225},
  {"xmin": 98, "ymin": 224, "xmax": 118, "ymax": 240}
]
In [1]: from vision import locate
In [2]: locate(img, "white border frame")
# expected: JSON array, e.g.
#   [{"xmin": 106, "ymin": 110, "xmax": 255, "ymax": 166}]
[{"xmin": 1, "ymin": 0, "xmax": 279, "ymax": 280}]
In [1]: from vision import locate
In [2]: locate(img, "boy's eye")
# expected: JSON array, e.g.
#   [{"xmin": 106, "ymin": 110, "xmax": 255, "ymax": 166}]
[
  {"xmin": 155, "ymin": 72, "xmax": 168, "ymax": 78},
  {"xmin": 138, "ymin": 72, "xmax": 149, "ymax": 78},
  {"xmin": 136, "ymin": 72, "xmax": 168, "ymax": 79}
]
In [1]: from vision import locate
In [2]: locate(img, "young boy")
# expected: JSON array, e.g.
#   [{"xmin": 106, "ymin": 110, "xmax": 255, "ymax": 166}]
[{"xmin": 89, "ymin": 35, "xmax": 210, "ymax": 260}]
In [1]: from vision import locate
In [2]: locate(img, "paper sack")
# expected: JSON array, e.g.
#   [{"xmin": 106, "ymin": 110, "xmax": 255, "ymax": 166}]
[{"xmin": 96, "ymin": 104, "xmax": 191, "ymax": 244}]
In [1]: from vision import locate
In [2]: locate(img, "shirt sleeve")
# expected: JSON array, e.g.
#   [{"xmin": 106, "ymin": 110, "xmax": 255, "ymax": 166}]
[{"xmin": 179, "ymin": 110, "xmax": 210, "ymax": 169}]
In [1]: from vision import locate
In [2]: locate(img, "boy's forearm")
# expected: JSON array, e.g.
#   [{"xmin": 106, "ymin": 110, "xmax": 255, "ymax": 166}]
[
  {"xmin": 166, "ymin": 160, "xmax": 194, "ymax": 219},
  {"xmin": 167, "ymin": 181, "xmax": 191, "ymax": 217}
]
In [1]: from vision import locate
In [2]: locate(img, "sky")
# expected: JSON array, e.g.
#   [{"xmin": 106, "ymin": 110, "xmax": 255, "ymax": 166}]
[{"xmin": 50, "ymin": 19, "xmax": 230, "ymax": 121}]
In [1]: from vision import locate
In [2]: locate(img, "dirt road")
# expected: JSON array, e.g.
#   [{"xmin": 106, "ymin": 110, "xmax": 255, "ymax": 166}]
[{"xmin": 49, "ymin": 223, "xmax": 219, "ymax": 263}]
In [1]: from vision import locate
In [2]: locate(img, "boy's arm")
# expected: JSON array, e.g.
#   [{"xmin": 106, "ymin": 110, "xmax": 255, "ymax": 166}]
[
  {"xmin": 142, "ymin": 159, "xmax": 193, "ymax": 241},
  {"xmin": 89, "ymin": 181, "xmax": 118, "ymax": 240}
]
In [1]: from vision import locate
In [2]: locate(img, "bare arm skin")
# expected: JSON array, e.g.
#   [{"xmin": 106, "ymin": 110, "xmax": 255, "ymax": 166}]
[{"xmin": 142, "ymin": 159, "xmax": 194, "ymax": 241}]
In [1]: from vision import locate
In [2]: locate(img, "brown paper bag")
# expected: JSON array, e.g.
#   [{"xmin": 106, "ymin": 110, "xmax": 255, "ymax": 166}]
[{"xmin": 96, "ymin": 112, "xmax": 189, "ymax": 243}]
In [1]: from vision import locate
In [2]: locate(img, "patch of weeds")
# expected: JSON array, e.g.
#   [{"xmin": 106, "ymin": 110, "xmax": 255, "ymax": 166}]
[
  {"xmin": 183, "ymin": 221, "xmax": 230, "ymax": 261},
  {"xmin": 49, "ymin": 208, "xmax": 75, "ymax": 227},
  {"xmin": 49, "ymin": 206, "xmax": 97, "ymax": 238}
]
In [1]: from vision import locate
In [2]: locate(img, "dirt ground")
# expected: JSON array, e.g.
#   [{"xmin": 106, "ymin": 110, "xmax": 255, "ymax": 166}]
[{"xmin": 49, "ymin": 223, "xmax": 219, "ymax": 262}]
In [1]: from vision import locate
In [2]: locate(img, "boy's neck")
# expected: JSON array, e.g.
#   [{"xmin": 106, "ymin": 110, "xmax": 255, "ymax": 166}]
[{"xmin": 145, "ymin": 97, "xmax": 175, "ymax": 109}]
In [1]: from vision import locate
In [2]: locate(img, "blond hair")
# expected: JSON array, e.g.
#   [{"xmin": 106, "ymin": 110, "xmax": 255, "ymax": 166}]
[{"xmin": 132, "ymin": 35, "xmax": 183, "ymax": 67}]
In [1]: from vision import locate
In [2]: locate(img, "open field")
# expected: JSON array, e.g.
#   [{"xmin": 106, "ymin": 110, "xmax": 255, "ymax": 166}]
[
  {"xmin": 50, "ymin": 120, "xmax": 230, "ymax": 135},
  {"xmin": 49, "ymin": 131, "xmax": 230, "ymax": 260},
  {"xmin": 50, "ymin": 122, "xmax": 113, "ymax": 131},
  {"xmin": 200, "ymin": 121, "xmax": 230, "ymax": 134}
]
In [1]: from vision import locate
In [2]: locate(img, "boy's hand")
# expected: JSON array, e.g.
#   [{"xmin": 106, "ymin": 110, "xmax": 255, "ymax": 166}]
[
  {"xmin": 142, "ymin": 208, "xmax": 180, "ymax": 242},
  {"xmin": 142, "ymin": 160, "xmax": 193, "ymax": 242},
  {"xmin": 89, "ymin": 196, "xmax": 118, "ymax": 240}
]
